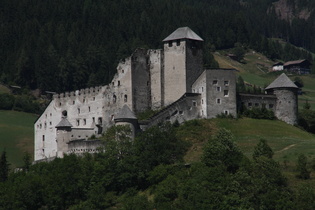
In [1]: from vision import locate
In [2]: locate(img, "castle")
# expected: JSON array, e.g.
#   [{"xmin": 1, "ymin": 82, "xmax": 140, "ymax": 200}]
[{"xmin": 34, "ymin": 27, "xmax": 298, "ymax": 162}]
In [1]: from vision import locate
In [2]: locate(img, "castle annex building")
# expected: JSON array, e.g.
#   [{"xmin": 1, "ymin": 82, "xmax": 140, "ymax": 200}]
[{"xmin": 34, "ymin": 27, "xmax": 298, "ymax": 162}]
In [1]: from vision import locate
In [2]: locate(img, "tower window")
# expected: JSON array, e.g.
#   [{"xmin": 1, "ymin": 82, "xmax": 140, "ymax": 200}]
[
  {"xmin": 73, "ymin": 101, "xmax": 75, "ymax": 105},
  {"xmin": 168, "ymin": 41, "xmax": 173, "ymax": 47},
  {"xmin": 88, "ymin": 106, "xmax": 91, "ymax": 112},
  {"xmin": 224, "ymin": 110, "xmax": 229, "ymax": 115},
  {"xmin": 76, "ymin": 120, "xmax": 80, "ymax": 126},
  {"xmin": 217, "ymin": 87, "xmax": 221, "ymax": 91},
  {"xmin": 113, "ymin": 95, "xmax": 117, "ymax": 103},
  {"xmin": 124, "ymin": 95, "xmax": 128, "ymax": 102},
  {"xmin": 213, "ymin": 80, "xmax": 218, "ymax": 85},
  {"xmin": 83, "ymin": 119, "xmax": 86, "ymax": 125},
  {"xmin": 78, "ymin": 108, "xmax": 80, "ymax": 114},
  {"xmin": 176, "ymin": 40, "xmax": 180, "ymax": 46},
  {"xmin": 217, "ymin": 99, "xmax": 221, "ymax": 104},
  {"xmin": 62, "ymin": 110, "xmax": 67, "ymax": 117},
  {"xmin": 224, "ymin": 81, "xmax": 229, "ymax": 86},
  {"xmin": 192, "ymin": 100, "xmax": 197, "ymax": 107},
  {"xmin": 118, "ymin": 81, "xmax": 120, "ymax": 86},
  {"xmin": 224, "ymin": 90, "xmax": 229, "ymax": 97}
]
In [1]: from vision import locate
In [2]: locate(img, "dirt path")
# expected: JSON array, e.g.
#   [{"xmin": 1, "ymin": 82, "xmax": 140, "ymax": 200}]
[{"xmin": 276, "ymin": 144, "xmax": 296, "ymax": 153}]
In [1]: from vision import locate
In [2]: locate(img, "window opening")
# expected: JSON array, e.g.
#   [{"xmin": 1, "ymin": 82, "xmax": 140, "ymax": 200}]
[{"xmin": 224, "ymin": 90, "xmax": 229, "ymax": 96}]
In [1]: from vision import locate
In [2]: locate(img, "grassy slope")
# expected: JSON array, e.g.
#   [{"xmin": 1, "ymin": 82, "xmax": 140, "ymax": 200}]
[
  {"xmin": 0, "ymin": 84, "xmax": 10, "ymax": 94},
  {"xmin": 0, "ymin": 110, "xmax": 37, "ymax": 168},
  {"xmin": 181, "ymin": 118, "xmax": 315, "ymax": 189}
]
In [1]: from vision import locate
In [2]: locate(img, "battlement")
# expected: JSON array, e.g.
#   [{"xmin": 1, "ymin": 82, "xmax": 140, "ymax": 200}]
[{"xmin": 53, "ymin": 86, "xmax": 104, "ymax": 100}]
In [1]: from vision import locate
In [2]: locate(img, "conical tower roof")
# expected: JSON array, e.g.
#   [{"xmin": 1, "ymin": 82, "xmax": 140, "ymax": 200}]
[
  {"xmin": 55, "ymin": 118, "xmax": 73, "ymax": 128},
  {"xmin": 163, "ymin": 27, "xmax": 204, "ymax": 42},
  {"xmin": 115, "ymin": 105, "xmax": 137, "ymax": 120},
  {"xmin": 265, "ymin": 73, "xmax": 298, "ymax": 90}
]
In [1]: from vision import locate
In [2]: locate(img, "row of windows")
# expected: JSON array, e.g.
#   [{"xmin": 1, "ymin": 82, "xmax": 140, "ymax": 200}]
[
  {"xmin": 168, "ymin": 40, "xmax": 181, "ymax": 47},
  {"xmin": 45, "ymin": 113, "xmax": 53, "ymax": 118},
  {"xmin": 76, "ymin": 117, "xmax": 102, "ymax": 126},
  {"xmin": 193, "ymin": 86, "xmax": 229, "ymax": 97},
  {"xmin": 247, "ymin": 103, "xmax": 274, "ymax": 109},
  {"xmin": 37, "ymin": 121, "xmax": 52, "ymax": 129},
  {"xmin": 69, "ymin": 149, "xmax": 99, "ymax": 152},
  {"xmin": 213, "ymin": 80, "xmax": 229, "ymax": 86}
]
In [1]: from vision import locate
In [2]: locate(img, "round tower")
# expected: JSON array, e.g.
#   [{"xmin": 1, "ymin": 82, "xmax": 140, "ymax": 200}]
[{"xmin": 265, "ymin": 73, "xmax": 298, "ymax": 125}]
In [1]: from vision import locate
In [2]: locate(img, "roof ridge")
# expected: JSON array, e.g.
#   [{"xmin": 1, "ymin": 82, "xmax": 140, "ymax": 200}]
[
  {"xmin": 163, "ymin": 27, "xmax": 203, "ymax": 42},
  {"xmin": 265, "ymin": 73, "xmax": 298, "ymax": 90}
]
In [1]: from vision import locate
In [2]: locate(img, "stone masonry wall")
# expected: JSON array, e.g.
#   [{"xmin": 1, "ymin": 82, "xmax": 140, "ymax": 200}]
[
  {"xmin": 163, "ymin": 40, "xmax": 186, "ymax": 106},
  {"xmin": 274, "ymin": 88, "xmax": 298, "ymax": 125}
]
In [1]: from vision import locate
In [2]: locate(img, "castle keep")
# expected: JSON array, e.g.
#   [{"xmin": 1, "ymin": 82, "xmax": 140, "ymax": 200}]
[{"xmin": 34, "ymin": 27, "xmax": 298, "ymax": 162}]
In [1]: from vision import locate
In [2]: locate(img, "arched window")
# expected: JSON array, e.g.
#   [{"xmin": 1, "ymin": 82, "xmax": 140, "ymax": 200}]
[{"xmin": 62, "ymin": 110, "xmax": 67, "ymax": 117}]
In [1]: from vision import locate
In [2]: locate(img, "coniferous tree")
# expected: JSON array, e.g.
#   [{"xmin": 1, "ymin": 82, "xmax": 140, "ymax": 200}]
[
  {"xmin": 0, "ymin": 151, "xmax": 9, "ymax": 182},
  {"xmin": 296, "ymin": 154, "xmax": 310, "ymax": 179},
  {"xmin": 253, "ymin": 139, "xmax": 274, "ymax": 160}
]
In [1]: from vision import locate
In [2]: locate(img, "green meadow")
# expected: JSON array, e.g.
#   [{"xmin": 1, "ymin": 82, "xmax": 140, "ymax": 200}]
[{"xmin": 0, "ymin": 110, "xmax": 37, "ymax": 168}]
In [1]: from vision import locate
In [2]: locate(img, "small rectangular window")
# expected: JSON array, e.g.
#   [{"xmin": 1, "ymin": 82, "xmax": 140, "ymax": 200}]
[
  {"xmin": 192, "ymin": 100, "xmax": 197, "ymax": 107},
  {"xmin": 77, "ymin": 120, "xmax": 80, "ymax": 126},
  {"xmin": 217, "ymin": 99, "xmax": 221, "ymax": 104},
  {"xmin": 224, "ymin": 81, "xmax": 229, "ymax": 86},
  {"xmin": 213, "ymin": 80, "xmax": 218, "ymax": 85},
  {"xmin": 217, "ymin": 87, "xmax": 221, "ymax": 91},
  {"xmin": 248, "ymin": 103, "xmax": 252, "ymax": 107},
  {"xmin": 269, "ymin": 104, "xmax": 274, "ymax": 109},
  {"xmin": 168, "ymin": 41, "xmax": 173, "ymax": 47},
  {"xmin": 224, "ymin": 90, "xmax": 229, "ymax": 97},
  {"xmin": 176, "ymin": 40, "xmax": 180, "ymax": 46}
]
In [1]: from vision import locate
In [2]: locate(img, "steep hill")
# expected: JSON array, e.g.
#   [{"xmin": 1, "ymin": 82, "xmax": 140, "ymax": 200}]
[{"xmin": 1, "ymin": 0, "xmax": 314, "ymax": 93}]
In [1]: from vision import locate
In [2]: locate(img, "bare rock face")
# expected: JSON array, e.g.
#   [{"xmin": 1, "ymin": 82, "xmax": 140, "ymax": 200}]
[{"xmin": 271, "ymin": 0, "xmax": 311, "ymax": 21}]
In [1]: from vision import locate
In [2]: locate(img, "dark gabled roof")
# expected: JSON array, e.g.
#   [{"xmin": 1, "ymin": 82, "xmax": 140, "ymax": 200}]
[
  {"xmin": 265, "ymin": 73, "xmax": 298, "ymax": 90},
  {"xmin": 272, "ymin": 62, "xmax": 283, "ymax": 66},
  {"xmin": 163, "ymin": 27, "xmax": 204, "ymax": 42},
  {"xmin": 55, "ymin": 118, "xmax": 73, "ymax": 128},
  {"xmin": 115, "ymin": 105, "xmax": 137, "ymax": 119},
  {"xmin": 284, "ymin": 59, "xmax": 309, "ymax": 66}
]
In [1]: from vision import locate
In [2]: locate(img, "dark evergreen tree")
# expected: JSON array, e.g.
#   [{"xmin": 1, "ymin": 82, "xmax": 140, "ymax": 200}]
[{"xmin": 0, "ymin": 151, "xmax": 9, "ymax": 182}]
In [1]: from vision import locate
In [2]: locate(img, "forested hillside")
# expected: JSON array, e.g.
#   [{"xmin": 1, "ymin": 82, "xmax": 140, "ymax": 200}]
[{"xmin": 1, "ymin": 0, "xmax": 314, "ymax": 92}]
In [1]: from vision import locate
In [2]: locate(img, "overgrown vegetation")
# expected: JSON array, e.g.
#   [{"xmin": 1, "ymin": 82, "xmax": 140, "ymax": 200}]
[
  {"xmin": 0, "ymin": 93, "xmax": 45, "ymax": 114},
  {"xmin": 1, "ymin": 122, "xmax": 315, "ymax": 209}
]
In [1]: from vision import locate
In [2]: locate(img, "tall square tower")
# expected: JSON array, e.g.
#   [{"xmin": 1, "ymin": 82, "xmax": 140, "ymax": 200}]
[{"xmin": 162, "ymin": 27, "xmax": 204, "ymax": 106}]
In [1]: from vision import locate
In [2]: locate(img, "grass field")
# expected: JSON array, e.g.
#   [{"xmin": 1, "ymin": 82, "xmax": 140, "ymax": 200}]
[
  {"xmin": 0, "ymin": 84, "xmax": 10, "ymax": 94},
  {"xmin": 0, "ymin": 110, "xmax": 37, "ymax": 168},
  {"xmin": 180, "ymin": 118, "xmax": 315, "ymax": 189}
]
